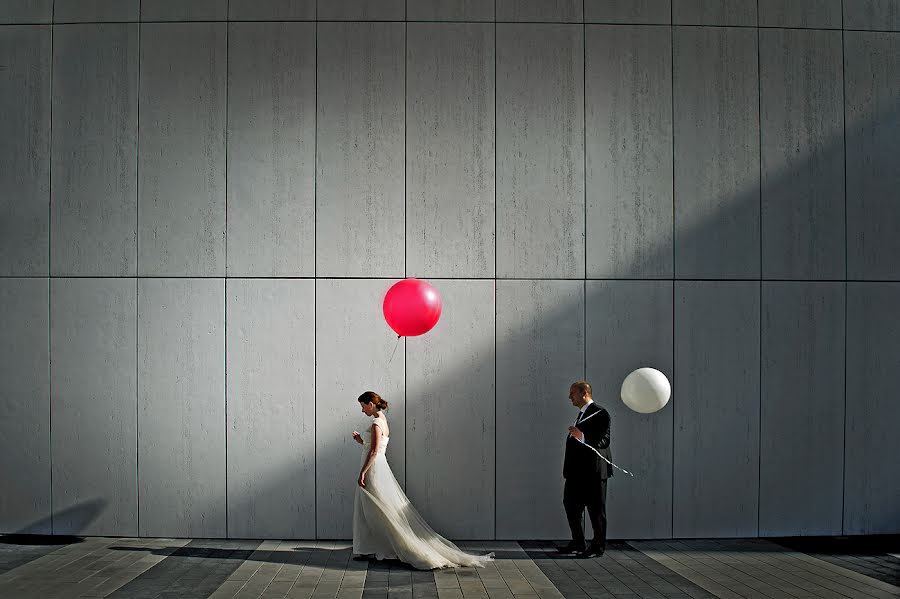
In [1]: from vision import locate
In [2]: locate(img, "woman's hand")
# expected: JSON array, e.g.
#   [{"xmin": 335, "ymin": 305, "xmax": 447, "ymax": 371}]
[
  {"xmin": 357, "ymin": 472, "xmax": 366, "ymax": 488},
  {"xmin": 352, "ymin": 431, "xmax": 363, "ymax": 445}
]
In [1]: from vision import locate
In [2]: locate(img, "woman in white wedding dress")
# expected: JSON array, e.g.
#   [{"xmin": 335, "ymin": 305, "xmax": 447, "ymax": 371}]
[{"xmin": 351, "ymin": 391, "xmax": 494, "ymax": 570}]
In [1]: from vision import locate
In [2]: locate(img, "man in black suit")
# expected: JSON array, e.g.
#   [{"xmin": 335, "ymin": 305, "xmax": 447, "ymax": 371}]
[{"xmin": 560, "ymin": 380, "xmax": 612, "ymax": 558}]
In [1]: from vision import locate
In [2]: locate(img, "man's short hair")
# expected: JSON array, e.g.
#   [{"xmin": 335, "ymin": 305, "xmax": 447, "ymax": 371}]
[{"xmin": 571, "ymin": 380, "xmax": 592, "ymax": 397}]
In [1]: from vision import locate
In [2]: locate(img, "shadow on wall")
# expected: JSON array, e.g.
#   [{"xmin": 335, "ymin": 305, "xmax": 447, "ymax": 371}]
[
  {"xmin": 232, "ymin": 60, "xmax": 846, "ymax": 541},
  {"xmin": 1, "ymin": 497, "xmax": 106, "ymax": 544},
  {"xmin": 26, "ymin": 98, "xmax": 898, "ymax": 545},
  {"xmin": 11, "ymin": 36, "xmax": 899, "ymax": 542}
]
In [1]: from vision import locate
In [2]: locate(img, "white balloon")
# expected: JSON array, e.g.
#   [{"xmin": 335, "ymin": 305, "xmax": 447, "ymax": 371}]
[{"xmin": 621, "ymin": 368, "xmax": 671, "ymax": 414}]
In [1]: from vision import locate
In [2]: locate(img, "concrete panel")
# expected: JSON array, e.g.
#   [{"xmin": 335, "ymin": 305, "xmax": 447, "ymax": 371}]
[
  {"xmin": 316, "ymin": 23, "xmax": 405, "ymax": 277},
  {"xmin": 586, "ymin": 281, "xmax": 673, "ymax": 540},
  {"xmin": 138, "ymin": 23, "xmax": 226, "ymax": 277},
  {"xmin": 51, "ymin": 24, "xmax": 138, "ymax": 277},
  {"xmin": 586, "ymin": 25, "xmax": 673, "ymax": 279},
  {"xmin": 228, "ymin": 0, "xmax": 316, "ymax": 20},
  {"xmin": 845, "ymin": 32, "xmax": 900, "ymax": 280},
  {"xmin": 496, "ymin": 0, "xmax": 582, "ymax": 21},
  {"xmin": 497, "ymin": 24, "xmax": 584, "ymax": 278},
  {"xmin": 760, "ymin": 282, "xmax": 844, "ymax": 537},
  {"xmin": 227, "ymin": 279, "xmax": 315, "ymax": 539},
  {"xmin": 0, "ymin": 26, "xmax": 50, "ymax": 276},
  {"xmin": 227, "ymin": 23, "xmax": 315, "ymax": 277},
  {"xmin": 496, "ymin": 280, "xmax": 584, "ymax": 539},
  {"xmin": 50, "ymin": 278, "xmax": 137, "ymax": 536},
  {"xmin": 140, "ymin": 0, "xmax": 227, "ymax": 21},
  {"xmin": 673, "ymin": 0, "xmax": 757, "ymax": 25},
  {"xmin": 0, "ymin": 1, "xmax": 51, "ymax": 23},
  {"xmin": 54, "ymin": 0, "xmax": 139, "ymax": 22},
  {"xmin": 315, "ymin": 279, "xmax": 406, "ymax": 539},
  {"xmin": 137, "ymin": 278, "xmax": 225, "ymax": 538},
  {"xmin": 674, "ymin": 281, "xmax": 759, "ymax": 538},
  {"xmin": 0, "ymin": 279, "xmax": 49, "ymax": 534},
  {"xmin": 407, "ymin": 0, "xmax": 494, "ymax": 21},
  {"xmin": 405, "ymin": 280, "xmax": 495, "ymax": 540},
  {"xmin": 760, "ymin": 29, "xmax": 845, "ymax": 280},
  {"xmin": 585, "ymin": 0, "xmax": 671, "ymax": 23},
  {"xmin": 758, "ymin": 0, "xmax": 842, "ymax": 28},
  {"xmin": 674, "ymin": 27, "xmax": 759, "ymax": 279},
  {"xmin": 407, "ymin": 24, "xmax": 495, "ymax": 278},
  {"xmin": 844, "ymin": 0, "xmax": 900, "ymax": 31},
  {"xmin": 317, "ymin": 0, "xmax": 405, "ymax": 20},
  {"xmin": 846, "ymin": 283, "xmax": 900, "ymax": 534}
]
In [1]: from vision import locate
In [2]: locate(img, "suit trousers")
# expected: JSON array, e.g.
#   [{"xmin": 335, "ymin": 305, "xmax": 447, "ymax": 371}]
[{"xmin": 563, "ymin": 475, "xmax": 607, "ymax": 549}]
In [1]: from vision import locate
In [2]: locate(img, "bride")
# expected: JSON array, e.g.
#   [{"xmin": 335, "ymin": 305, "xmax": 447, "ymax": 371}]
[{"xmin": 351, "ymin": 391, "xmax": 494, "ymax": 569}]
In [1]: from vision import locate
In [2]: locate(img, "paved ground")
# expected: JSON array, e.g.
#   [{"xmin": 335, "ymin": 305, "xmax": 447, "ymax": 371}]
[{"xmin": 0, "ymin": 536, "xmax": 898, "ymax": 599}]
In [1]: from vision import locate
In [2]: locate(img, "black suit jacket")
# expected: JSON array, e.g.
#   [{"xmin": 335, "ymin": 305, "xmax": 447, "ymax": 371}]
[{"xmin": 563, "ymin": 402, "xmax": 613, "ymax": 480}]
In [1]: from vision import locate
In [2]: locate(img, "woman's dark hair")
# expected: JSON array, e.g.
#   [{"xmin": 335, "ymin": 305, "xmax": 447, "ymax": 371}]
[{"xmin": 358, "ymin": 390, "xmax": 389, "ymax": 412}]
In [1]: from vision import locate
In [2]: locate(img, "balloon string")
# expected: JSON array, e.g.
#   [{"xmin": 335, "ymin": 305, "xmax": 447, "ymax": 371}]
[
  {"xmin": 372, "ymin": 335, "xmax": 402, "ymax": 397},
  {"xmin": 569, "ymin": 432, "xmax": 636, "ymax": 477},
  {"xmin": 596, "ymin": 452, "xmax": 635, "ymax": 477},
  {"xmin": 387, "ymin": 335, "xmax": 401, "ymax": 367}
]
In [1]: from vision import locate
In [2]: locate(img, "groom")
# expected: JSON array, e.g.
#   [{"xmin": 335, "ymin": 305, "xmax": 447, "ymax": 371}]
[{"xmin": 560, "ymin": 380, "xmax": 612, "ymax": 558}]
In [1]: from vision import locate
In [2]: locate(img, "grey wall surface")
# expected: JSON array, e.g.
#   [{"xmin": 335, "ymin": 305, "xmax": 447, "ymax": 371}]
[
  {"xmin": 406, "ymin": 280, "xmax": 496, "ymax": 539},
  {"xmin": 138, "ymin": 22, "xmax": 226, "ymax": 277},
  {"xmin": 674, "ymin": 26, "xmax": 760, "ymax": 279},
  {"xmin": 1, "ymin": 1, "xmax": 899, "ymax": 541},
  {"xmin": 0, "ymin": 279, "xmax": 50, "ymax": 533},
  {"xmin": 51, "ymin": 278, "xmax": 137, "ymax": 536},
  {"xmin": 674, "ymin": 282, "xmax": 760, "ymax": 538},
  {"xmin": 406, "ymin": 23, "xmax": 495, "ymax": 278},
  {"xmin": 226, "ymin": 279, "xmax": 316, "ymax": 539},
  {"xmin": 137, "ymin": 278, "xmax": 226, "ymax": 537},
  {"xmin": 51, "ymin": 24, "xmax": 138, "ymax": 277},
  {"xmin": 0, "ymin": 26, "xmax": 50, "ymax": 276},
  {"xmin": 497, "ymin": 23, "xmax": 584, "ymax": 279},
  {"xmin": 759, "ymin": 282, "xmax": 845, "ymax": 536},
  {"xmin": 226, "ymin": 22, "xmax": 316, "ymax": 277},
  {"xmin": 586, "ymin": 24, "xmax": 672, "ymax": 278}
]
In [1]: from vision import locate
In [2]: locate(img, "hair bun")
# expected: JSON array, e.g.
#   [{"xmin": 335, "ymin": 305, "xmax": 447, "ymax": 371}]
[{"xmin": 358, "ymin": 390, "xmax": 389, "ymax": 412}]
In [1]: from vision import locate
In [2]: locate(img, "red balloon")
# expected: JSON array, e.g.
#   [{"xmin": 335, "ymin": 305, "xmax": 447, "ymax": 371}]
[{"xmin": 382, "ymin": 279, "xmax": 442, "ymax": 337}]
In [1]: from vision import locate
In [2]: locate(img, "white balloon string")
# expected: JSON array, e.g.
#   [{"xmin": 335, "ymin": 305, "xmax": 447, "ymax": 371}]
[
  {"xmin": 569, "ymin": 432, "xmax": 634, "ymax": 477},
  {"xmin": 594, "ymin": 449, "xmax": 635, "ymax": 477},
  {"xmin": 570, "ymin": 411, "xmax": 635, "ymax": 477}
]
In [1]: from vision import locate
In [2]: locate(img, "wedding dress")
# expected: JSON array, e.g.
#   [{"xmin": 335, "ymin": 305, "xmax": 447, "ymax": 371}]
[{"xmin": 352, "ymin": 416, "xmax": 494, "ymax": 569}]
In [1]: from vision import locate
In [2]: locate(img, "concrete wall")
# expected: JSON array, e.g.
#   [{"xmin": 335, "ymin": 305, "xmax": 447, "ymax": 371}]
[{"xmin": 1, "ymin": 0, "xmax": 898, "ymax": 539}]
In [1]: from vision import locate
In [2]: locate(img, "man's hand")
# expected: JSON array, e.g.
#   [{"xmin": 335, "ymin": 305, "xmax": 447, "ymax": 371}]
[{"xmin": 568, "ymin": 426, "xmax": 584, "ymax": 442}]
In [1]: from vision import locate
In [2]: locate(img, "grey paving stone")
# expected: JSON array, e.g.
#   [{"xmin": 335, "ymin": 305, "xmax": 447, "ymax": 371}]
[{"xmin": 2, "ymin": 538, "xmax": 900, "ymax": 599}]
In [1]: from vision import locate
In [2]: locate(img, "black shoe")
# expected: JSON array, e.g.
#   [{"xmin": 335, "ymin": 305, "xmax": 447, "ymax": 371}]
[
  {"xmin": 557, "ymin": 542, "xmax": 585, "ymax": 555},
  {"xmin": 576, "ymin": 545, "xmax": 604, "ymax": 558}
]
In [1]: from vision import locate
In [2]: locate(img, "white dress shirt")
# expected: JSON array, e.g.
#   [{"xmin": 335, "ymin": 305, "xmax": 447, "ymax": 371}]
[{"xmin": 573, "ymin": 399, "xmax": 594, "ymax": 445}]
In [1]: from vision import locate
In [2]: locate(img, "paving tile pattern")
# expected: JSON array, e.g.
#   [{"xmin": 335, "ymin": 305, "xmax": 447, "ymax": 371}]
[
  {"xmin": 0, "ymin": 536, "xmax": 899, "ymax": 598},
  {"xmin": 107, "ymin": 539, "xmax": 262, "ymax": 599},
  {"xmin": 775, "ymin": 536, "xmax": 900, "ymax": 589},
  {"xmin": 520, "ymin": 540, "xmax": 718, "ymax": 599},
  {"xmin": 0, "ymin": 537, "xmax": 67, "ymax": 576}
]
